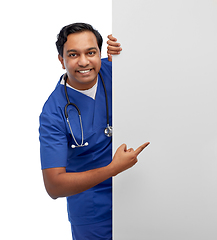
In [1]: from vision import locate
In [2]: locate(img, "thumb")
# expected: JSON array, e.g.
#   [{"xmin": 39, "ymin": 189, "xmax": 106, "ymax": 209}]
[
  {"xmin": 108, "ymin": 54, "xmax": 112, "ymax": 62},
  {"xmin": 119, "ymin": 143, "xmax": 127, "ymax": 152}
]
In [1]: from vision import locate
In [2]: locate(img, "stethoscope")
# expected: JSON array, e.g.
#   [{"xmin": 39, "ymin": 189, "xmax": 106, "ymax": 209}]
[{"xmin": 64, "ymin": 72, "xmax": 112, "ymax": 148}]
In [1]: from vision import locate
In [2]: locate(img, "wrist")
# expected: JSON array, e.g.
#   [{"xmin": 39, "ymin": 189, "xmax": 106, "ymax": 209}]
[{"xmin": 106, "ymin": 162, "xmax": 118, "ymax": 177}]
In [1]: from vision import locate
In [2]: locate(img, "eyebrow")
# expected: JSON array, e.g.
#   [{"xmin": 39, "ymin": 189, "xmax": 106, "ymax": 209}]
[{"xmin": 67, "ymin": 47, "xmax": 98, "ymax": 54}]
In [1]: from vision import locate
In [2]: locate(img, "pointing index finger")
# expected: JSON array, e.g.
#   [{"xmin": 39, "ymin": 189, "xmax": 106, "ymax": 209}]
[{"xmin": 135, "ymin": 142, "xmax": 150, "ymax": 156}]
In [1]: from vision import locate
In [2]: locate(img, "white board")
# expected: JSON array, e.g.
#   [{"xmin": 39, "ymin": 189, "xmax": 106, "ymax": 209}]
[{"xmin": 113, "ymin": 1, "xmax": 217, "ymax": 239}]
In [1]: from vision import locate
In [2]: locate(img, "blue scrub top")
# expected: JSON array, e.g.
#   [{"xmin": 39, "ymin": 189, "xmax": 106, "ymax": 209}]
[{"xmin": 39, "ymin": 58, "xmax": 112, "ymax": 225}]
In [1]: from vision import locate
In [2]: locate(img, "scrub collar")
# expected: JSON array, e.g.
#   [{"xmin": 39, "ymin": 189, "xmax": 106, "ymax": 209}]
[{"xmin": 60, "ymin": 75, "xmax": 98, "ymax": 100}]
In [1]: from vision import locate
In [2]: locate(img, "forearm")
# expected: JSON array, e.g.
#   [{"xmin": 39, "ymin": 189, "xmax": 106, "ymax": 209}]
[
  {"xmin": 43, "ymin": 142, "xmax": 150, "ymax": 199},
  {"xmin": 43, "ymin": 165, "xmax": 114, "ymax": 199}
]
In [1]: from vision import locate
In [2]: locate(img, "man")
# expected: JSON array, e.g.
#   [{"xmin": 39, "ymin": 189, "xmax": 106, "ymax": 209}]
[{"xmin": 39, "ymin": 23, "xmax": 149, "ymax": 239}]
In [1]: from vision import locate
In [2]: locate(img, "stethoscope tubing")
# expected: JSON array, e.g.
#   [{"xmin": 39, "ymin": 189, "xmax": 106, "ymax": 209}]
[
  {"xmin": 64, "ymin": 71, "xmax": 112, "ymax": 148},
  {"xmin": 99, "ymin": 71, "xmax": 109, "ymax": 127}
]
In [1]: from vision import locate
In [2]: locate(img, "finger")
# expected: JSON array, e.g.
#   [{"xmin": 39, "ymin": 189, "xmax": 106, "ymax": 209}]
[
  {"xmin": 107, "ymin": 45, "xmax": 122, "ymax": 52},
  {"xmin": 107, "ymin": 40, "xmax": 121, "ymax": 47},
  {"xmin": 107, "ymin": 48, "xmax": 122, "ymax": 55},
  {"xmin": 107, "ymin": 50, "xmax": 121, "ymax": 56},
  {"xmin": 134, "ymin": 142, "xmax": 150, "ymax": 156},
  {"xmin": 107, "ymin": 34, "xmax": 117, "ymax": 42}
]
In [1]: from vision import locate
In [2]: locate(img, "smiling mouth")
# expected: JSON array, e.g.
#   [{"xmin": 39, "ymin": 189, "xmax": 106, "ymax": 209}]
[{"xmin": 77, "ymin": 69, "xmax": 93, "ymax": 74}]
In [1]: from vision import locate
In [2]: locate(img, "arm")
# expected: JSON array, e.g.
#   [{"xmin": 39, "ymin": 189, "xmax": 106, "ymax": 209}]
[
  {"xmin": 107, "ymin": 34, "xmax": 122, "ymax": 62},
  {"xmin": 42, "ymin": 142, "xmax": 150, "ymax": 199}
]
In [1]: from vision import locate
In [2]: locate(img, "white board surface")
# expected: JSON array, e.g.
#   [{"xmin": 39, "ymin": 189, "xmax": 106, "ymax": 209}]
[{"xmin": 113, "ymin": 1, "xmax": 217, "ymax": 239}]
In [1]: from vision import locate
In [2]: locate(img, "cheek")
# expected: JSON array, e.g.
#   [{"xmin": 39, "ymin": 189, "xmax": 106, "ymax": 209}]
[
  {"xmin": 97, "ymin": 62, "xmax": 102, "ymax": 72},
  {"xmin": 64, "ymin": 60, "xmax": 76, "ymax": 72},
  {"xmin": 94, "ymin": 58, "xmax": 101, "ymax": 71}
]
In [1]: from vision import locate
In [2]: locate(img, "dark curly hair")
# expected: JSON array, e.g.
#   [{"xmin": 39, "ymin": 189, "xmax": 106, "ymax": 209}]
[{"xmin": 56, "ymin": 22, "xmax": 103, "ymax": 57}]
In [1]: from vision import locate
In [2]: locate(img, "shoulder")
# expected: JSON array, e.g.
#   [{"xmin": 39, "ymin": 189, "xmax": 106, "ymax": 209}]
[
  {"xmin": 41, "ymin": 78, "xmax": 65, "ymax": 115},
  {"xmin": 39, "ymin": 77, "xmax": 67, "ymax": 132},
  {"xmin": 39, "ymin": 79, "xmax": 68, "ymax": 147},
  {"xmin": 101, "ymin": 58, "xmax": 112, "ymax": 70},
  {"xmin": 100, "ymin": 58, "xmax": 112, "ymax": 80}
]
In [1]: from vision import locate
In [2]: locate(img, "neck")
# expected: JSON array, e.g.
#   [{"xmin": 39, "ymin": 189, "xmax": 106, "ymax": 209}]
[{"xmin": 65, "ymin": 74, "xmax": 98, "ymax": 90}]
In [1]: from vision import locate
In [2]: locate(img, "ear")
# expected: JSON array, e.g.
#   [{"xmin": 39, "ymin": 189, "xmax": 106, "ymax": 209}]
[{"xmin": 58, "ymin": 54, "xmax": 65, "ymax": 69}]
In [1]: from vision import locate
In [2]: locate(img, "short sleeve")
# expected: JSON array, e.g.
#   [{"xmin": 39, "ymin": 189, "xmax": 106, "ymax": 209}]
[{"xmin": 39, "ymin": 107, "xmax": 68, "ymax": 170}]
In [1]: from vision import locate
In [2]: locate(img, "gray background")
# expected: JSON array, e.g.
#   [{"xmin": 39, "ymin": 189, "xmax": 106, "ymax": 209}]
[{"xmin": 113, "ymin": 0, "xmax": 217, "ymax": 239}]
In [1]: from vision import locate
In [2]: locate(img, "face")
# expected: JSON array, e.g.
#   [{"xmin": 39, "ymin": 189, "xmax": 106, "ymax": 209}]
[{"xmin": 58, "ymin": 31, "xmax": 101, "ymax": 90}]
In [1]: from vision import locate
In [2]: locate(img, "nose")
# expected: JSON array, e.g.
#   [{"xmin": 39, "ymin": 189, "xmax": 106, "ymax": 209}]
[{"xmin": 78, "ymin": 54, "xmax": 89, "ymax": 67}]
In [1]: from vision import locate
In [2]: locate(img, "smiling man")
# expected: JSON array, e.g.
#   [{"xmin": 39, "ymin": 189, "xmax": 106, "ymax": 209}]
[
  {"xmin": 39, "ymin": 23, "xmax": 149, "ymax": 239},
  {"xmin": 58, "ymin": 31, "xmax": 101, "ymax": 90}
]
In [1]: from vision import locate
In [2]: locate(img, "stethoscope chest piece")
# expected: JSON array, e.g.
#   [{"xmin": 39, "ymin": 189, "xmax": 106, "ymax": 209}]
[{"xmin": 104, "ymin": 125, "xmax": 112, "ymax": 137}]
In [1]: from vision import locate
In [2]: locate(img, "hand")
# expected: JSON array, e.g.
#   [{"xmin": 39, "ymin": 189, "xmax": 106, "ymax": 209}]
[
  {"xmin": 107, "ymin": 34, "xmax": 122, "ymax": 62},
  {"xmin": 109, "ymin": 142, "xmax": 150, "ymax": 176}
]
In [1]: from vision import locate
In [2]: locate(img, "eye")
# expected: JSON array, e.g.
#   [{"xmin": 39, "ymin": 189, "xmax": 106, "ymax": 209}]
[
  {"xmin": 88, "ymin": 51, "xmax": 96, "ymax": 56},
  {"xmin": 69, "ymin": 53, "xmax": 77, "ymax": 58}
]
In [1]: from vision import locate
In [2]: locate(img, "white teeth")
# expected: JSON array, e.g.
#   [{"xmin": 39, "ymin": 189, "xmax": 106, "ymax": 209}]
[{"xmin": 79, "ymin": 69, "xmax": 91, "ymax": 73}]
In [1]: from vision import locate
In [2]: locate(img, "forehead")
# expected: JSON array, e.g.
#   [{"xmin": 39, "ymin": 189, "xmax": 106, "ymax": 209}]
[{"xmin": 64, "ymin": 31, "xmax": 99, "ymax": 52}]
